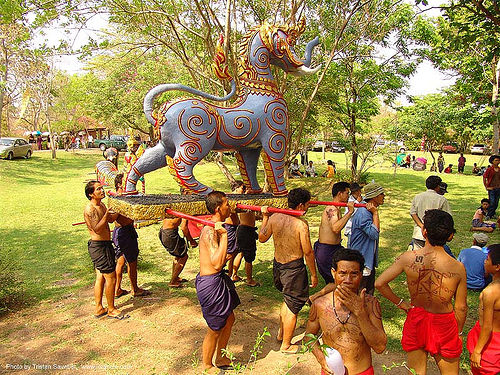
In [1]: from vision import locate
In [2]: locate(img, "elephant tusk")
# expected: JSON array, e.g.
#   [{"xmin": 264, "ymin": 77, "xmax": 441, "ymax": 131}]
[{"xmin": 289, "ymin": 64, "xmax": 322, "ymax": 77}]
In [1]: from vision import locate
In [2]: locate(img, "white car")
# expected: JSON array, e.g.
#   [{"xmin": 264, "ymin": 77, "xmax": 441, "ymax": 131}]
[
  {"xmin": 0, "ymin": 137, "xmax": 32, "ymax": 160},
  {"xmin": 470, "ymin": 144, "xmax": 487, "ymax": 155}
]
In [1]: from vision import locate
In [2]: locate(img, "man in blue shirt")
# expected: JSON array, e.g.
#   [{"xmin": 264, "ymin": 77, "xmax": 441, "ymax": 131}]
[
  {"xmin": 350, "ymin": 182, "xmax": 385, "ymax": 294},
  {"xmin": 458, "ymin": 233, "xmax": 490, "ymax": 291}
]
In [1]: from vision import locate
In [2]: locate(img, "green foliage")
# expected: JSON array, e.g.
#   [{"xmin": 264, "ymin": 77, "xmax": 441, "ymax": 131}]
[{"xmin": 382, "ymin": 361, "xmax": 417, "ymax": 374}]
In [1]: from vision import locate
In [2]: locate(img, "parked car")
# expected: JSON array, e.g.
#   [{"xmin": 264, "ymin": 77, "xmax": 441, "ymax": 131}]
[
  {"xmin": 442, "ymin": 143, "xmax": 458, "ymax": 153},
  {"xmin": 374, "ymin": 138, "xmax": 405, "ymax": 152},
  {"xmin": 312, "ymin": 140, "xmax": 326, "ymax": 151},
  {"xmin": 94, "ymin": 135, "xmax": 128, "ymax": 151},
  {"xmin": 330, "ymin": 141, "xmax": 345, "ymax": 153},
  {"xmin": 0, "ymin": 137, "xmax": 32, "ymax": 160},
  {"xmin": 471, "ymin": 143, "xmax": 488, "ymax": 155}
]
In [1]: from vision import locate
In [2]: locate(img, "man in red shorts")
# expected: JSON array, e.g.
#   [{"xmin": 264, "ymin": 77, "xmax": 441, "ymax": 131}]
[
  {"xmin": 375, "ymin": 209, "xmax": 467, "ymax": 374},
  {"xmin": 467, "ymin": 244, "xmax": 500, "ymax": 375}
]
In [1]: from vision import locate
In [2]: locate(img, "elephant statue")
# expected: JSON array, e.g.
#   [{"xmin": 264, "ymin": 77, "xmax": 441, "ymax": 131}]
[{"xmin": 124, "ymin": 19, "xmax": 320, "ymax": 196}]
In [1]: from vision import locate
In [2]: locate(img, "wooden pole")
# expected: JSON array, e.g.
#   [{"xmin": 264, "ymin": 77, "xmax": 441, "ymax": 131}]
[
  {"xmin": 236, "ymin": 203, "xmax": 305, "ymax": 216},
  {"xmin": 309, "ymin": 200, "xmax": 366, "ymax": 208},
  {"xmin": 165, "ymin": 209, "xmax": 215, "ymax": 227}
]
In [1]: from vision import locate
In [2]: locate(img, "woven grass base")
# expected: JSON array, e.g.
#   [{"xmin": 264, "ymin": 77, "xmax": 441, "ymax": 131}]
[{"xmin": 108, "ymin": 193, "xmax": 288, "ymax": 220}]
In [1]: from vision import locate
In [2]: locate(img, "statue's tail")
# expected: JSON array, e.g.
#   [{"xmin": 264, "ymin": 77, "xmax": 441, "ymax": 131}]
[{"xmin": 144, "ymin": 35, "xmax": 235, "ymax": 126}]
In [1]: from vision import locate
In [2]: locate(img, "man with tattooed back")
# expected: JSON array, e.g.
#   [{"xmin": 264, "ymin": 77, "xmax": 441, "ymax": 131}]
[
  {"xmin": 375, "ymin": 209, "xmax": 467, "ymax": 375},
  {"xmin": 259, "ymin": 188, "xmax": 318, "ymax": 354}
]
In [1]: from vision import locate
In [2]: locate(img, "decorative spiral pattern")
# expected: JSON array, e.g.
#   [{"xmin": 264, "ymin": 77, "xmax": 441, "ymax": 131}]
[{"xmin": 180, "ymin": 140, "xmax": 202, "ymax": 162}]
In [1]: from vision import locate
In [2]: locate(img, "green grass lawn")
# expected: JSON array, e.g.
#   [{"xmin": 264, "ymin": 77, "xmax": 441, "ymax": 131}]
[{"xmin": 0, "ymin": 148, "xmax": 495, "ymax": 370}]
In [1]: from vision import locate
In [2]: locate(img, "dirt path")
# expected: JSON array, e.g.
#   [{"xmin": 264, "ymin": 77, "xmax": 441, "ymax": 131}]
[{"xmin": 0, "ymin": 283, "xmax": 455, "ymax": 375}]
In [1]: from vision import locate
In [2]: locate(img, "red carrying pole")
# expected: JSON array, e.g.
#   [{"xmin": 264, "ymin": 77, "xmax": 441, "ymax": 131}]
[
  {"xmin": 309, "ymin": 200, "xmax": 366, "ymax": 208},
  {"xmin": 236, "ymin": 203, "xmax": 305, "ymax": 216},
  {"xmin": 72, "ymin": 221, "xmax": 86, "ymax": 226},
  {"xmin": 165, "ymin": 209, "xmax": 215, "ymax": 227}
]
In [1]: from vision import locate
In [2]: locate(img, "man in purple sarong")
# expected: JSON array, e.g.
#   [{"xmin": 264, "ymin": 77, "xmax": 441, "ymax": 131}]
[
  {"xmin": 314, "ymin": 181, "xmax": 355, "ymax": 284},
  {"xmin": 196, "ymin": 191, "xmax": 240, "ymax": 373}
]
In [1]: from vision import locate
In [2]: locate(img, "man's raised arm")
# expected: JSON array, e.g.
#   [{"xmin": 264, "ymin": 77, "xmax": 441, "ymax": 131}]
[
  {"xmin": 208, "ymin": 224, "xmax": 228, "ymax": 271},
  {"xmin": 84, "ymin": 205, "xmax": 111, "ymax": 233},
  {"xmin": 258, "ymin": 207, "xmax": 272, "ymax": 243}
]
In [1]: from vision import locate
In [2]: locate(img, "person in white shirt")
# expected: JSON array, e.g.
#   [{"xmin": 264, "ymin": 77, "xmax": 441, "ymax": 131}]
[{"xmin": 410, "ymin": 175, "xmax": 451, "ymax": 249}]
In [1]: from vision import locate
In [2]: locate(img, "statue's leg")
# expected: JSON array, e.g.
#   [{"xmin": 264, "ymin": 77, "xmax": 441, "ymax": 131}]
[
  {"xmin": 124, "ymin": 144, "xmax": 169, "ymax": 193},
  {"xmin": 260, "ymin": 144, "xmax": 288, "ymax": 196},
  {"xmin": 171, "ymin": 144, "xmax": 213, "ymax": 194},
  {"xmin": 235, "ymin": 148, "xmax": 262, "ymax": 193}
]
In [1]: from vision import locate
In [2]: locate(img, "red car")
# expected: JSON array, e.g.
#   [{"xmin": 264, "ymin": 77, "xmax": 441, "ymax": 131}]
[{"xmin": 442, "ymin": 143, "xmax": 458, "ymax": 153}]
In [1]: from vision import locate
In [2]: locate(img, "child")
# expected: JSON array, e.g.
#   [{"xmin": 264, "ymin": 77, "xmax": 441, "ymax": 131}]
[
  {"xmin": 444, "ymin": 163, "xmax": 453, "ymax": 173},
  {"xmin": 466, "ymin": 244, "xmax": 500, "ymax": 374},
  {"xmin": 472, "ymin": 199, "xmax": 496, "ymax": 232}
]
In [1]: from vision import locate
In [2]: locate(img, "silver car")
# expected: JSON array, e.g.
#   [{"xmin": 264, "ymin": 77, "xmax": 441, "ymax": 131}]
[{"xmin": 0, "ymin": 137, "xmax": 32, "ymax": 160}]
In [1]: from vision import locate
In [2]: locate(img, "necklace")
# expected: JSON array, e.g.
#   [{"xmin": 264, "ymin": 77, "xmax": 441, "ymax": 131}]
[{"xmin": 332, "ymin": 294, "xmax": 351, "ymax": 325}]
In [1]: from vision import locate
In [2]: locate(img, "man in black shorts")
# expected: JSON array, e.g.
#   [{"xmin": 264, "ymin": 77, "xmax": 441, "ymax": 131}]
[
  {"xmin": 112, "ymin": 174, "xmax": 150, "ymax": 297},
  {"xmin": 259, "ymin": 188, "xmax": 318, "ymax": 353},
  {"xmin": 84, "ymin": 181, "xmax": 125, "ymax": 319},
  {"xmin": 159, "ymin": 216, "xmax": 197, "ymax": 288}
]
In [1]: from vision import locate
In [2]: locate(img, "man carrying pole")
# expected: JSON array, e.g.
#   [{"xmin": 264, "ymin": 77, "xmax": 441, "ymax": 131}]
[
  {"xmin": 196, "ymin": 191, "xmax": 240, "ymax": 373},
  {"xmin": 314, "ymin": 181, "xmax": 355, "ymax": 284},
  {"xmin": 83, "ymin": 180, "xmax": 125, "ymax": 319},
  {"xmin": 259, "ymin": 187, "xmax": 318, "ymax": 354}
]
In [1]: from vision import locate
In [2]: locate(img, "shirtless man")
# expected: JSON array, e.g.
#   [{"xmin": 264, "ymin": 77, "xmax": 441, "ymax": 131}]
[
  {"xmin": 467, "ymin": 244, "xmax": 500, "ymax": 374},
  {"xmin": 196, "ymin": 191, "xmax": 240, "ymax": 373},
  {"xmin": 314, "ymin": 181, "xmax": 355, "ymax": 284},
  {"xmin": 230, "ymin": 181, "xmax": 259, "ymax": 286},
  {"xmin": 159, "ymin": 213, "xmax": 198, "ymax": 288},
  {"xmin": 112, "ymin": 174, "xmax": 150, "ymax": 297},
  {"xmin": 305, "ymin": 248, "xmax": 386, "ymax": 374},
  {"xmin": 259, "ymin": 187, "xmax": 318, "ymax": 354},
  {"xmin": 233, "ymin": 208, "xmax": 259, "ymax": 287},
  {"xmin": 375, "ymin": 209, "xmax": 467, "ymax": 374},
  {"xmin": 84, "ymin": 180, "xmax": 124, "ymax": 319}
]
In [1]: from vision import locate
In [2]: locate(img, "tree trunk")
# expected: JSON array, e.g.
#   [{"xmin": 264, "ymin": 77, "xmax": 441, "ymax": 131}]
[
  {"xmin": 0, "ymin": 39, "xmax": 8, "ymax": 138},
  {"xmin": 350, "ymin": 118, "xmax": 358, "ymax": 181},
  {"xmin": 492, "ymin": 56, "xmax": 500, "ymax": 154},
  {"xmin": 321, "ymin": 129, "xmax": 326, "ymax": 160},
  {"xmin": 215, "ymin": 152, "xmax": 236, "ymax": 188}
]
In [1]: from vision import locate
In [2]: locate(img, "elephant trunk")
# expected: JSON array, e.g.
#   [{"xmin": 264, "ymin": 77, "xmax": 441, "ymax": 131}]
[{"xmin": 301, "ymin": 37, "xmax": 320, "ymax": 67}]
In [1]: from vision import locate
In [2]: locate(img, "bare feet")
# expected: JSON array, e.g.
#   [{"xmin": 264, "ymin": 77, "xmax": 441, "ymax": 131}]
[
  {"xmin": 115, "ymin": 289, "xmax": 129, "ymax": 298},
  {"xmin": 132, "ymin": 288, "xmax": 152, "ymax": 297},
  {"xmin": 169, "ymin": 282, "xmax": 184, "ymax": 288},
  {"xmin": 245, "ymin": 279, "xmax": 260, "ymax": 287},
  {"xmin": 94, "ymin": 307, "xmax": 108, "ymax": 318},
  {"xmin": 280, "ymin": 344, "xmax": 299, "ymax": 354},
  {"xmin": 215, "ymin": 356, "xmax": 233, "ymax": 370},
  {"xmin": 107, "ymin": 308, "xmax": 122, "ymax": 318},
  {"xmin": 231, "ymin": 275, "xmax": 242, "ymax": 282}
]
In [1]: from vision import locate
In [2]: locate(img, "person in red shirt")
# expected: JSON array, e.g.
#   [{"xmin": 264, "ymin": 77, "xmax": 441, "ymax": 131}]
[{"xmin": 483, "ymin": 155, "xmax": 500, "ymax": 219}]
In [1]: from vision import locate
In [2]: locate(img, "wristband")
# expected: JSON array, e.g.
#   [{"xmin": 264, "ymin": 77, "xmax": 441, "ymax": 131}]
[{"xmin": 395, "ymin": 298, "xmax": 404, "ymax": 307}]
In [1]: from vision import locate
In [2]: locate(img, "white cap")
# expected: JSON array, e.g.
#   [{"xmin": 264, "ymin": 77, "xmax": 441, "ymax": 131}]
[{"xmin": 325, "ymin": 347, "xmax": 345, "ymax": 375}]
